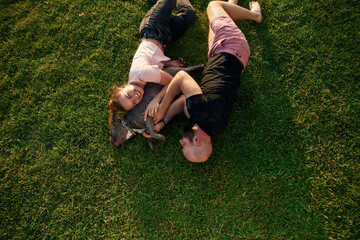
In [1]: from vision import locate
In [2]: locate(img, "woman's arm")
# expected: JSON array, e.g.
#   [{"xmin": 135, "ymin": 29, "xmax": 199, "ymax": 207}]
[{"xmin": 158, "ymin": 70, "xmax": 173, "ymax": 85}]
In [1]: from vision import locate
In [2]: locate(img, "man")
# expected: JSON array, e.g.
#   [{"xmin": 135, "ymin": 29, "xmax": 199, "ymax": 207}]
[{"xmin": 151, "ymin": 0, "xmax": 262, "ymax": 162}]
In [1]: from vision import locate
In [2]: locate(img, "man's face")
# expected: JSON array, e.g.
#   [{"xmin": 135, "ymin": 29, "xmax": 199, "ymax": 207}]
[{"xmin": 117, "ymin": 84, "xmax": 144, "ymax": 111}]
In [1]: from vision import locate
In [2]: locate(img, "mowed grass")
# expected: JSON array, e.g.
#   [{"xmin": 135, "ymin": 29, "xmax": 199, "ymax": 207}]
[{"xmin": 1, "ymin": 0, "xmax": 359, "ymax": 238}]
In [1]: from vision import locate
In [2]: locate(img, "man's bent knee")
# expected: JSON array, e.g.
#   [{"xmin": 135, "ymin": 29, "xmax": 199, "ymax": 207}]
[
  {"xmin": 207, "ymin": 1, "xmax": 228, "ymax": 10},
  {"xmin": 207, "ymin": 1, "xmax": 221, "ymax": 13},
  {"xmin": 207, "ymin": 1, "xmax": 227, "ymax": 22}
]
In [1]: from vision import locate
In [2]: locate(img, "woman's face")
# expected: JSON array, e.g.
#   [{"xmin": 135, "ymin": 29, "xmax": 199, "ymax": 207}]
[{"xmin": 117, "ymin": 84, "xmax": 144, "ymax": 111}]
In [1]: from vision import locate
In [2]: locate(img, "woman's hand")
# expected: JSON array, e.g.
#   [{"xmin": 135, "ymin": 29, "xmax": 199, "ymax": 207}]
[
  {"xmin": 140, "ymin": 121, "xmax": 166, "ymax": 139},
  {"xmin": 163, "ymin": 58, "xmax": 186, "ymax": 67},
  {"xmin": 168, "ymin": 58, "xmax": 185, "ymax": 67}
]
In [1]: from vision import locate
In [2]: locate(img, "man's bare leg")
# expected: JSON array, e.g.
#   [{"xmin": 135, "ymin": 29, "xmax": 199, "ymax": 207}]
[
  {"xmin": 207, "ymin": 1, "xmax": 262, "ymax": 23},
  {"xmin": 207, "ymin": 1, "xmax": 262, "ymax": 47}
]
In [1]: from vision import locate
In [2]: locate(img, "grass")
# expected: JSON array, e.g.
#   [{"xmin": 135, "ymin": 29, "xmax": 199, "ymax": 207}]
[{"xmin": 1, "ymin": 0, "xmax": 359, "ymax": 239}]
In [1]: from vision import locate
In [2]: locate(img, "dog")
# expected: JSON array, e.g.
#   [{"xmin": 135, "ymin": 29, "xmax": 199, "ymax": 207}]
[{"xmin": 110, "ymin": 64, "xmax": 204, "ymax": 150}]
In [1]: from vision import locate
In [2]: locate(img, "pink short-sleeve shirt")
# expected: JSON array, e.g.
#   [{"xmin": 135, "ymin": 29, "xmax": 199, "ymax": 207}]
[{"xmin": 129, "ymin": 41, "xmax": 170, "ymax": 84}]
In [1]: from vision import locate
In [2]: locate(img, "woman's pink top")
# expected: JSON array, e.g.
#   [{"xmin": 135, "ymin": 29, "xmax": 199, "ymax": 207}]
[{"xmin": 129, "ymin": 41, "xmax": 170, "ymax": 85}]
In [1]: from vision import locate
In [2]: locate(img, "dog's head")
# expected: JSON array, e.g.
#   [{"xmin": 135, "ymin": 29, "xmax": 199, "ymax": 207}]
[{"xmin": 109, "ymin": 113, "xmax": 136, "ymax": 146}]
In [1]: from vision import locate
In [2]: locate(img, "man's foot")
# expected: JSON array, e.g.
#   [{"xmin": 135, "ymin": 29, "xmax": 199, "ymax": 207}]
[{"xmin": 249, "ymin": 1, "xmax": 262, "ymax": 23}]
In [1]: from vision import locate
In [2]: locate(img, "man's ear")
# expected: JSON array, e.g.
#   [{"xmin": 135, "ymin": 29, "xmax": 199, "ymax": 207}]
[{"xmin": 193, "ymin": 135, "xmax": 201, "ymax": 146}]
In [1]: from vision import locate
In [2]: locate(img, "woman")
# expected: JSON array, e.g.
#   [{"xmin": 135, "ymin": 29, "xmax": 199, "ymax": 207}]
[{"xmin": 108, "ymin": 0, "xmax": 196, "ymax": 116}]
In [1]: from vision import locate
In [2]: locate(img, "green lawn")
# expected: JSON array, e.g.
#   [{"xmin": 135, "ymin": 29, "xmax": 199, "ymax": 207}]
[{"xmin": 1, "ymin": 0, "xmax": 359, "ymax": 238}]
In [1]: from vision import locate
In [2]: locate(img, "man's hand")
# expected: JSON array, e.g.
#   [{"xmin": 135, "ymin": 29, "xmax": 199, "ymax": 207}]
[
  {"xmin": 153, "ymin": 105, "xmax": 167, "ymax": 124},
  {"xmin": 143, "ymin": 99, "xmax": 160, "ymax": 121},
  {"xmin": 143, "ymin": 85, "xmax": 169, "ymax": 121}
]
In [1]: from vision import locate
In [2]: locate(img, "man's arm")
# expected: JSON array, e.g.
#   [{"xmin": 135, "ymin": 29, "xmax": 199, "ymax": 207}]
[
  {"xmin": 152, "ymin": 95, "xmax": 186, "ymax": 132},
  {"xmin": 153, "ymin": 70, "xmax": 202, "ymax": 124},
  {"xmin": 143, "ymin": 84, "xmax": 169, "ymax": 121},
  {"xmin": 141, "ymin": 95, "xmax": 186, "ymax": 138}
]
